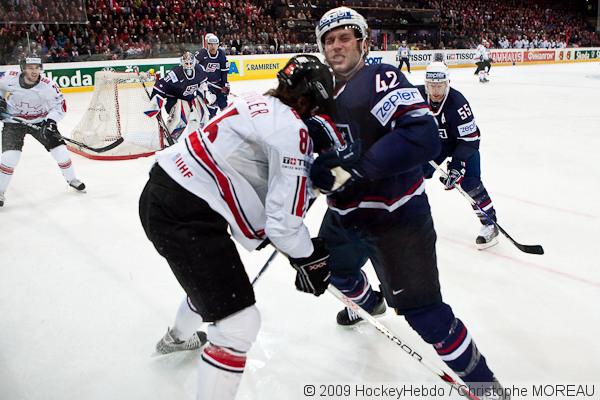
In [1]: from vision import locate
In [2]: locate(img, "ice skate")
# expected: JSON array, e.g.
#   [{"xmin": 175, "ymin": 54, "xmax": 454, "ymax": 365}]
[
  {"xmin": 477, "ymin": 378, "xmax": 511, "ymax": 400},
  {"xmin": 155, "ymin": 327, "xmax": 207, "ymax": 355},
  {"xmin": 68, "ymin": 179, "xmax": 86, "ymax": 192},
  {"xmin": 0, "ymin": 192, "xmax": 5, "ymax": 207},
  {"xmin": 476, "ymin": 223, "xmax": 499, "ymax": 250},
  {"xmin": 337, "ymin": 291, "xmax": 386, "ymax": 326}
]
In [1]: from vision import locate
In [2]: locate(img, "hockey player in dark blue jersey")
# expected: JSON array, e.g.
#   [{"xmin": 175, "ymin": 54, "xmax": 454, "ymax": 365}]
[
  {"xmin": 309, "ymin": 7, "xmax": 506, "ymax": 395},
  {"xmin": 147, "ymin": 51, "xmax": 215, "ymax": 140},
  {"xmin": 417, "ymin": 61, "xmax": 500, "ymax": 249},
  {"xmin": 195, "ymin": 33, "xmax": 230, "ymax": 118}
]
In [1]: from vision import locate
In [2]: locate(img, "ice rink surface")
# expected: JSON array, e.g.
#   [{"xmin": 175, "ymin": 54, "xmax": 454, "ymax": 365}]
[{"xmin": 1, "ymin": 61, "xmax": 599, "ymax": 399}]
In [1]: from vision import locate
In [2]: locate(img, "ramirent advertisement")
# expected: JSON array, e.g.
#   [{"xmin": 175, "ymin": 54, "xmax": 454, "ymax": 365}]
[{"xmin": 1, "ymin": 48, "xmax": 598, "ymax": 91}]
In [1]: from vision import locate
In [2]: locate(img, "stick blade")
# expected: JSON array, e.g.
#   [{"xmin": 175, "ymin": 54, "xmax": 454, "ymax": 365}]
[{"xmin": 517, "ymin": 243, "xmax": 544, "ymax": 255}]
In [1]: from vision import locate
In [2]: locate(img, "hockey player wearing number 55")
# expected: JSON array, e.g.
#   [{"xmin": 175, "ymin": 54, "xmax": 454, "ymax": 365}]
[
  {"xmin": 0, "ymin": 55, "xmax": 85, "ymax": 207},
  {"xmin": 418, "ymin": 61, "xmax": 500, "ymax": 249},
  {"xmin": 310, "ymin": 7, "xmax": 506, "ymax": 397},
  {"xmin": 139, "ymin": 55, "xmax": 335, "ymax": 400},
  {"xmin": 195, "ymin": 34, "xmax": 230, "ymax": 119}
]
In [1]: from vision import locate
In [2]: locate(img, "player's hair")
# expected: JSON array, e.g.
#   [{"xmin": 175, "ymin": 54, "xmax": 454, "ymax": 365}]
[{"xmin": 266, "ymin": 54, "xmax": 335, "ymax": 118}]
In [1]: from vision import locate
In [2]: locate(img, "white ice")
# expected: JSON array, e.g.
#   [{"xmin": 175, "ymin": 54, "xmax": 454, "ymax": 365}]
[{"xmin": 1, "ymin": 62, "xmax": 599, "ymax": 400}]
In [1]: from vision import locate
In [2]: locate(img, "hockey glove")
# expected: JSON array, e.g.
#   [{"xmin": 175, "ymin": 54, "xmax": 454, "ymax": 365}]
[
  {"xmin": 288, "ymin": 238, "xmax": 331, "ymax": 296},
  {"xmin": 220, "ymin": 82, "xmax": 230, "ymax": 95},
  {"xmin": 304, "ymin": 114, "xmax": 341, "ymax": 154},
  {"xmin": 204, "ymin": 90, "xmax": 217, "ymax": 106},
  {"xmin": 310, "ymin": 141, "xmax": 364, "ymax": 193},
  {"xmin": 0, "ymin": 96, "xmax": 7, "ymax": 119},
  {"xmin": 37, "ymin": 119, "xmax": 61, "ymax": 140},
  {"xmin": 440, "ymin": 159, "xmax": 465, "ymax": 190}
]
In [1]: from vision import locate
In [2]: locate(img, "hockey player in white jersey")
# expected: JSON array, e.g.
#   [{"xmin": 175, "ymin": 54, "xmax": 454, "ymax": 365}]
[
  {"xmin": 474, "ymin": 41, "xmax": 492, "ymax": 82},
  {"xmin": 139, "ymin": 54, "xmax": 335, "ymax": 400},
  {"xmin": 0, "ymin": 55, "xmax": 85, "ymax": 207}
]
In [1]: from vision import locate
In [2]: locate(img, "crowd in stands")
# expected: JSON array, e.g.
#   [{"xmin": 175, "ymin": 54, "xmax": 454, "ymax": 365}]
[{"xmin": 0, "ymin": 0, "xmax": 598, "ymax": 65}]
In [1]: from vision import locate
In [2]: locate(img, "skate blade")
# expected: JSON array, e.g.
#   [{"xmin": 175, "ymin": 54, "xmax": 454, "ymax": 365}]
[{"xmin": 476, "ymin": 237, "xmax": 499, "ymax": 250}]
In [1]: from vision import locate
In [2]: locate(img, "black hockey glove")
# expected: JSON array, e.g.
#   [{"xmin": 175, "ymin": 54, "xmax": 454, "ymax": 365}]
[
  {"xmin": 288, "ymin": 238, "xmax": 331, "ymax": 296},
  {"xmin": 310, "ymin": 140, "xmax": 364, "ymax": 194},
  {"xmin": 37, "ymin": 119, "xmax": 60, "ymax": 140},
  {"xmin": 0, "ymin": 96, "xmax": 7, "ymax": 119},
  {"xmin": 440, "ymin": 159, "xmax": 465, "ymax": 190}
]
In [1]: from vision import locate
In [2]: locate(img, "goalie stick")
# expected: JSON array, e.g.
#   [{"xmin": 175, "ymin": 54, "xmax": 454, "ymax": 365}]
[
  {"xmin": 136, "ymin": 71, "xmax": 176, "ymax": 146},
  {"xmin": 430, "ymin": 160, "xmax": 544, "ymax": 255},
  {"xmin": 1, "ymin": 114, "xmax": 124, "ymax": 153}
]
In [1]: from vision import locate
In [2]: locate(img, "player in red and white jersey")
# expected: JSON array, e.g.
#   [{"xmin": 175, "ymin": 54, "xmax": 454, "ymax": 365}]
[
  {"xmin": 139, "ymin": 55, "xmax": 335, "ymax": 400},
  {"xmin": 0, "ymin": 54, "xmax": 85, "ymax": 207}
]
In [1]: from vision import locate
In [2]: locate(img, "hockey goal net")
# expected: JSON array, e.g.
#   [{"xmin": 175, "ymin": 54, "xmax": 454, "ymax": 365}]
[{"xmin": 70, "ymin": 70, "xmax": 164, "ymax": 160}]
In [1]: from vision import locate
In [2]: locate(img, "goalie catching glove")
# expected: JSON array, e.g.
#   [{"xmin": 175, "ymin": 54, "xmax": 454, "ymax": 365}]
[
  {"xmin": 288, "ymin": 238, "xmax": 331, "ymax": 296},
  {"xmin": 440, "ymin": 159, "xmax": 465, "ymax": 190}
]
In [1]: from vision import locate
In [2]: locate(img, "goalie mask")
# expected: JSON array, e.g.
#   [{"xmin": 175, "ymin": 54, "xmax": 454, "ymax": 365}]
[
  {"xmin": 424, "ymin": 61, "xmax": 450, "ymax": 112},
  {"xmin": 277, "ymin": 54, "xmax": 335, "ymax": 117},
  {"xmin": 180, "ymin": 51, "xmax": 197, "ymax": 78}
]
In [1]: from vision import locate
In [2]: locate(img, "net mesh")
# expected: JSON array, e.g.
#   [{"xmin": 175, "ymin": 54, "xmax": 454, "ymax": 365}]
[{"xmin": 71, "ymin": 71, "xmax": 162, "ymax": 159}]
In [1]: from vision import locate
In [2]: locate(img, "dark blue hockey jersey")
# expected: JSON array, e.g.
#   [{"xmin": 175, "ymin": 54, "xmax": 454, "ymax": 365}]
[
  {"xmin": 328, "ymin": 64, "xmax": 441, "ymax": 229},
  {"xmin": 416, "ymin": 85, "xmax": 480, "ymax": 162},
  {"xmin": 152, "ymin": 64, "xmax": 208, "ymax": 102},
  {"xmin": 195, "ymin": 48, "xmax": 229, "ymax": 86}
]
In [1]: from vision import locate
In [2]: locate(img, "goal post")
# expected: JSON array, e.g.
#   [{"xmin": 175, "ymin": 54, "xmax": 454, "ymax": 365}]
[{"xmin": 69, "ymin": 70, "xmax": 164, "ymax": 160}]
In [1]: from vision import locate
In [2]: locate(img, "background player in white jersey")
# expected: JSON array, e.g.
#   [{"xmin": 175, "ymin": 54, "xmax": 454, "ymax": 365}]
[
  {"xmin": 419, "ymin": 61, "xmax": 500, "ymax": 248},
  {"xmin": 0, "ymin": 55, "xmax": 85, "ymax": 207},
  {"xmin": 139, "ymin": 54, "xmax": 335, "ymax": 400},
  {"xmin": 474, "ymin": 41, "xmax": 492, "ymax": 82},
  {"xmin": 396, "ymin": 40, "xmax": 411, "ymax": 73},
  {"xmin": 146, "ymin": 51, "xmax": 215, "ymax": 141}
]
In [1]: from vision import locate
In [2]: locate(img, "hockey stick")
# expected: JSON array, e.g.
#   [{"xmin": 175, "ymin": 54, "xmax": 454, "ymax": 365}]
[
  {"xmin": 430, "ymin": 160, "xmax": 544, "ymax": 255},
  {"xmin": 136, "ymin": 71, "xmax": 175, "ymax": 146},
  {"xmin": 251, "ymin": 197, "xmax": 319, "ymax": 286},
  {"xmin": 2, "ymin": 115, "xmax": 124, "ymax": 153},
  {"xmin": 327, "ymin": 285, "xmax": 481, "ymax": 400}
]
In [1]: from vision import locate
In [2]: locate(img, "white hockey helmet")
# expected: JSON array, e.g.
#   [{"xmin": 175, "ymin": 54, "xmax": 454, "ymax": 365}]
[
  {"xmin": 315, "ymin": 7, "xmax": 368, "ymax": 54},
  {"xmin": 206, "ymin": 33, "xmax": 219, "ymax": 45},
  {"xmin": 424, "ymin": 61, "xmax": 450, "ymax": 107},
  {"xmin": 425, "ymin": 61, "xmax": 450, "ymax": 83}
]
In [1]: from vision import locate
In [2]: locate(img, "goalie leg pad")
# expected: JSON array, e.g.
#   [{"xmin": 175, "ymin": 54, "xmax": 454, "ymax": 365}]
[{"xmin": 139, "ymin": 164, "xmax": 256, "ymax": 322}]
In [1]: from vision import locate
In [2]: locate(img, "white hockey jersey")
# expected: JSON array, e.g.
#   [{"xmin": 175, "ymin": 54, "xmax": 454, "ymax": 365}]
[
  {"xmin": 0, "ymin": 70, "xmax": 66, "ymax": 123},
  {"xmin": 156, "ymin": 92, "xmax": 314, "ymax": 258},
  {"xmin": 476, "ymin": 44, "xmax": 490, "ymax": 61}
]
